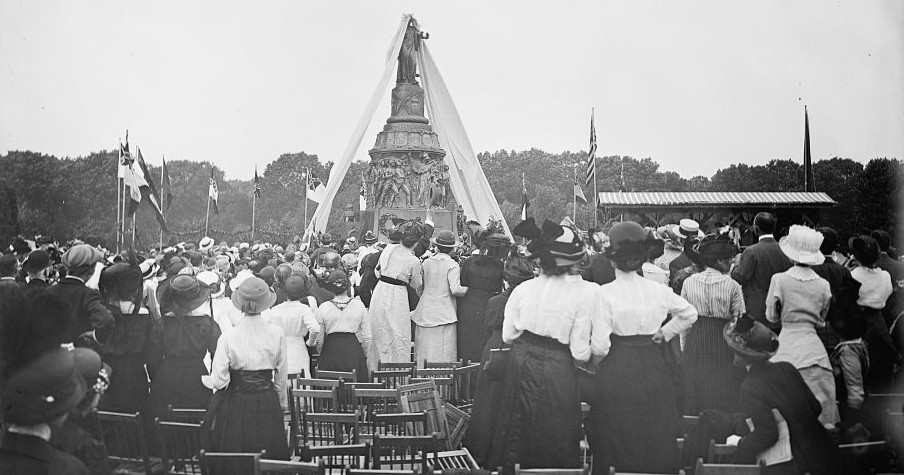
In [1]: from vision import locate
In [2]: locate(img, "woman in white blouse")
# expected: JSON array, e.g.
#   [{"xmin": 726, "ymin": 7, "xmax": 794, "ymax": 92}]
[
  {"xmin": 487, "ymin": 218, "xmax": 597, "ymax": 470},
  {"xmin": 314, "ymin": 270, "xmax": 378, "ymax": 379},
  {"xmin": 263, "ymin": 276, "xmax": 320, "ymax": 378},
  {"xmin": 589, "ymin": 221, "xmax": 698, "ymax": 475}
]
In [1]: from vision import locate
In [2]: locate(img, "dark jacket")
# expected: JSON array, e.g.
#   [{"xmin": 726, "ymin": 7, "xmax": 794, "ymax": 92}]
[
  {"xmin": 877, "ymin": 253, "xmax": 904, "ymax": 325},
  {"xmin": 46, "ymin": 277, "xmax": 114, "ymax": 343},
  {"xmin": 0, "ymin": 432, "xmax": 90, "ymax": 475},
  {"xmin": 735, "ymin": 361, "xmax": 841, "ymax": 474},
  {"xmin": 588, "ymin": 253, "xmax": 615, "ymax": 286},
  {"xmin": 731, "ymin": 237, "xmax": 791, "ymax": 326}
]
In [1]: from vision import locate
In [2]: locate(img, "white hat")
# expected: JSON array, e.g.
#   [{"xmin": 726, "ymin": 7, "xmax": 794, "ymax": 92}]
[
  {"xmin": 679, "ymin": 219, "xmax": 703, "ymax": 237},
  {"xmin": 779, "ymin": 225, "xmax": 825, "ymax": 265},
  {"xmin": 199, "ymin": 237, "xmax": 214, "ymax": 252},
  {"xmin": 139, "ymin": 259, "xmax": 160, "ymax": 280},
  {"xmin": 239, "ymin": 242, "xmax": 250, "ymax": 251},
  {"xmin": 229, "ymin": 270, "xmax": 254, "ymax": 292},
  {"xmin": 197, "ymin": 270, "xmax": 225, "ymax": 299}
]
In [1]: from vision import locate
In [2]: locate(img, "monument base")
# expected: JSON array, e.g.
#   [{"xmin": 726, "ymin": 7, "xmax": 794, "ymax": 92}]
[{"xmin": 372, "ymin": 208, "xmax": 455, "ymax": 243}]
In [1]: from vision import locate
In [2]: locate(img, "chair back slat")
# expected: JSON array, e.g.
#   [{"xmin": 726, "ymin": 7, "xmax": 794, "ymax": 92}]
[
  {"xmin": 95, "ymin": 411, "xmax": 157, "ymax": 475},
  {"xmin": 407, "ymin": 377, "xmax": 453, "ymax": 403},
  {"xmin": 378, "ymin": 362, "xmax": 416, "ymax": 376},
  {"xmin": 374, "ymin": 412, "xmax": 428, "ymax": 436},
  {"xmin": 434, "ymin": 448, "xmax": 479, "ymax": 470},
  {"xmin": 166, "ymin": 405, "xmax": 207, "ymax": 424},
  {"xmin": 302, "ymin": 413, "xmax": 360, "ymax": 447},
  {"xmin": 694, "ymin": 458, "xmax": 765, "ymax": 475},
  {"xmin": 451, "ymin": 363, "xmax": 480, "ymax": 408},
  {"xmin": 372, "ymin": 434, "xmax": 438, "ymax": 474},
  {"xmin": 372, "ymin": 370, "xmax": 411, "ymax": 389},
  {"xmin": 299, "ymin": 443, "xmax": 369, "ymax": 475},
  {"xmin": 199, "ymin": 450, "xmax": 262, "ymax": 475},
  {"xmin": 259, "ymin": 458, "xmax": 326, "ymax": 475},
  {"xmin": 156, "ymin": 418, "xmax": 204, "ymax": 475},
  {"xmin": 706, "ymin": 439, "xmax": 737, "ymax": 464},
  {"xmin": 422, "ymin": 360, "xmax": 462, "ymax": 370},
  {"xmin": 396, "ymin": 382, "xmax": 450, "ymax": 450},
  {"xmin": 316, "ymin": 369, "xmax": 358, "ymax": 382},
  {"xmin": 517, "ymin": 464, "xmax": 588, "ymax": 475}
]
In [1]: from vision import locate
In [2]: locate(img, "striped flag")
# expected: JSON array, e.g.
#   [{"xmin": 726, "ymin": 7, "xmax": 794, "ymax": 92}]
[
  {"xmin": 117, "ymin": 130, "xmax": 132, "ymax": 179},
  {"xmin": 359, "ymin": 174, "xmax": 367, "ymax": 210},
  {"xmin": 573, "ymin": 179, "xmax": 587, "ymax": 204},
  {"xmin": 253, "ymin": 167, "xmax": 262, "ymax": 198},
  {"xmin": 584, "ymin": 110, "xmax": 597, "ymax": 187},
  {"xmin": 208, "ymin": 169, "xmax": 219, "ymax": 214},
  {"xmin": 520, "ymin": 172, "xmax": 530, "ymax": 221},
  {"xmin": 125, "ymin": 147, "xmax": 168, "ymax": 231}
]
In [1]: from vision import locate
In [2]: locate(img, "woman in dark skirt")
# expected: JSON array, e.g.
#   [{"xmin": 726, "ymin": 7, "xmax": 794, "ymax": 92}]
[
  {"xmin": 457, "ymin": 226, "xmax": 507, "ymax": 363},
  {"xmin": 202, "ymin": 276, "xmax": 289, "ymax": 461},
  {"xmin": 680, "ymin": 231, "xmax": 746, "ymax": 415},
  {"xmin": 97, "ymin": 261, "xmax": 154, "ymax": 414},
  {"xmin": 147, "ymin": 274, "xmax": 221, "ymax": 422},
  {"xmin": 590, "ymin": 222, "xmax": 698, "ymax": 475},
  {"xmin": 313, "ymin": 270, "xmax": 376, "ymax": 379},
  {"xmin": 487, "ymin": 219, "xmax": 597, "ymax": 470},
  {"xmin": 465, "ymin": 255, "xmax": 535, "ymax": 467}
]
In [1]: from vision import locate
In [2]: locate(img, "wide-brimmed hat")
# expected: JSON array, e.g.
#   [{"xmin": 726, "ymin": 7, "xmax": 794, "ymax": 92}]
[
  {"xmin": 363, "ymin": 231, "xmax": 378, "ymax": 245},
  {"xmin": 779, "ymin": 225, "xmax": 825, "ymax": 265},
  {"xmin": 162, "ymin": 275, "xmax": 211, "ymax": 313},
  {"xmin": 197, "ymin": 270, "xmax": 225, "ymax": 299},
  {"xmin": 695, "ymin": 231, "xmax": 739, "ymax": 260},
  {"xmin": 199, "ymin": 237, "xmax": 214, "ymax": 253},
  {"xmin": 723, "ymin": 315, "xmax": 779, "ymax": 361},
  {"xmin": 849, "ymin": 235, "xmax": 880, "ymax": 267},
  {"xmin": 605, "ymin": 221, "xmax": 662, "ymax": 261},
  {"xmin": 100, "ymin": 263, "xmax": 144, "ymax": 298},
  {"xmin": 431, "ymin": 230, "xmax": 460, "ymax": 248},
  {"xmin": 231, "ymin": 276, "xmax": 276, "ymax": 314},
  {"xmin": 23, "ymin": 250, "xmax": 51, "ymax": 273},
  {"xmin": 512, "ymin": 218, "xmax": 585, "ymax": 268},
  {"xmin": 1, "ymin": 347, "xmax": 86, "ymax": 425}
]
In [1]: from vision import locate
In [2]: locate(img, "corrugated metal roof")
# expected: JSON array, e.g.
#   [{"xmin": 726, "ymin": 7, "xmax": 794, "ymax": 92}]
[{"xmin": 596, "ymin": 192, "xmax": 836, "ymax": 208}]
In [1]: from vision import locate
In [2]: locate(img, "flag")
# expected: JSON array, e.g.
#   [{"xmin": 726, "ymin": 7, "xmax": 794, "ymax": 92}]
[
  {"xmin": 124, "ymin": 147, "xmax": 168, "ymax": 231},
  {"xmin": 307, "ymin": 172, "xmax": 327, "ymax": 204},
  {"xmin": 520, "ymin": 172, "xmax": 530, "ymax": 221},
  {"xmin": 253, "ymin": 167, "xmax": 262, "ymax": 198},
  {"xmin": 573, "ymin": 179, "xmax": 587, "ymax": 204},
  {"xmin": 208, "ymin": 169, "xmax": 219, "ymax": 214},
  {"xmin": 359, "ymin": 175, "xmax": 367, "ymax": 210},
  {"xmin": 803, "ymin": 106, "xmax": 815, "ymax": 192},
  {"xmin": 619, "ymin": 160, "xmax": 627, "ymax": 193},
  {"xmin": 117, "ymin": 130, "xmax": 132, "ymax": 179},
  {"xmin": 584, "ymin": 110, "xmax": 597, "ymax": 187},
  {"xmin": 161, "ymin": 156, "xmax": 173, "ymax": 211}
]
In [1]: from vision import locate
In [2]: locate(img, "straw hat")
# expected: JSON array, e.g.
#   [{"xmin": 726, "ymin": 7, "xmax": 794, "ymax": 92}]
[
  {"xmin": 161, "ymin": 275, "xmax": 210, "ymax": 314},
  {"xmin": 431, "ymin": 230, "xmax": 460, "ymax": 248},
  {"xmin": 199, "ymin": 237, "xmax": 214, "ymax": 253},
  {"xmin": 779, "ymin": 225, "xmax": 825, "ymax": 265}
]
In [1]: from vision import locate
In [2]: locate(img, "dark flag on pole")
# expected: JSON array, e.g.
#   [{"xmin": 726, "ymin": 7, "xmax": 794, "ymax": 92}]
[
  {"xmin": 584, "ymin": 111, "xmax": 597, "ymax": 187},
  {"xmin": 161, "ymin": 156, "xmax": 173, "ymax": 211},
  {"xmin": 573, "ymin": 179, "xmax": 588, "ymax": 204},
  {"xmin": 254, "ymin": 167, "xmax": 262, "ymax": 198},
  {"xmin": 209, "ymin": 169, "xmax": 219, "ymax": 214},
  {"xmin": 803, "ymin": 106, "xmax": 815, "ymax": 192},
  {"xmin": 359, "ymin": 175, "xmax": 367, "ymax": 210},
  {"xmin": 520, "ymin": 172, "xmax": 531, "ymax": 221},
  {"xmin": 126, "ymin": 147, "xmax": 168, "ymax": 231},
  {"xmin": 118, "ymin": 131, "xmax": 132, "ymax": 179}
]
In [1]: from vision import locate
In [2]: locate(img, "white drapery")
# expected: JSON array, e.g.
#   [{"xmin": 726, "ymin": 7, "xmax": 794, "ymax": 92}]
[{"xmin": 307, "ymin": 15, "xmax": 510, "ymax": 238}]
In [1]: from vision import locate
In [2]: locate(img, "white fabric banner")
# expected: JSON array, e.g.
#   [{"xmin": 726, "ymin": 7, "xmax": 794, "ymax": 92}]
[{"xmin": 308, "ymin": 15, "xmax": 511, "ymax": 238}]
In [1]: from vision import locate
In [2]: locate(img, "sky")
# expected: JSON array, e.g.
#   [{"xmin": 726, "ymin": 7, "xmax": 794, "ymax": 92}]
[{"xmin": 2, "ymin": 1, "xmax": 902, "ymax": 182}]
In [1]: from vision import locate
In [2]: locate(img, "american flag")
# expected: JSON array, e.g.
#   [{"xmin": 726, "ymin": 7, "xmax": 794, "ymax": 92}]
[
  {"xmin": 208, "ymin": 168, "xmax": 219, "ymax": 214},
  {"xmin": 253, "ymin": 167, "xmax": 262, "ymax": 198},
  {"xmin": 584, "ymin": 110, "xmax": 597, "ymax": 187},
  {"xmin": 520, "ymin": 172, "xmax": 530, "ymax": 221},
  {"xmin": 359, "ymin": 174, "xmax": 367, "ymax": 210}
]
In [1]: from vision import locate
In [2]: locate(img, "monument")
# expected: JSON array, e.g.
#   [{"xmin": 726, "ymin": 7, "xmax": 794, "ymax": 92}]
[{"xmin": 362, "ymin": 19, "xmax": 461, "ymax": 240}]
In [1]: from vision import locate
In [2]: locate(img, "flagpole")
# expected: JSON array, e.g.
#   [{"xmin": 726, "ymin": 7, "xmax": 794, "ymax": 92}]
[
  {"xmin": 159, "ymin": 157, "xmax": 164, "ymax": 252},
  {"xmin": 251, "ymin": 193, "xmax": 256, "ymax": 243},
  {"xmin": 205, "ymin": 195, "xmax": 211, "ymax": 238},
  {"xmin": 303, "ymin": 167, "xmax": 309, "ymax": 240},
  {"xmin": 592, "ymin": 107, "xmax": 598, "ymax": 229},
  {"xmin": 116, "ymin": 178, "xmax": 122, "ymax": 254},
  {"xmin": 573, "ymin": 165, "xmax": 578, "ymax": 227},
  {"xmin": 121, "ymin": 180, "xmax": 128, "ymax": 253}
]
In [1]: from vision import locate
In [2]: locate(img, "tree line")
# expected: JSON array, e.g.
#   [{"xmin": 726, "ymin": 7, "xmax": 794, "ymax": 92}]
[{"xmin": 0, "ymin": 149, "xmax": 900, "ymax": 250}]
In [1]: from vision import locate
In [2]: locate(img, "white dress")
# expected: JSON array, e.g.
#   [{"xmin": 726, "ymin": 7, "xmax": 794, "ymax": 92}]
[
  {"xmin": 263, "ymin": 298, "xmax": 320, "ymax": 377},
  {"xmin": 368, "ymin": 245, "xmax": 423, "ymax": 363}
]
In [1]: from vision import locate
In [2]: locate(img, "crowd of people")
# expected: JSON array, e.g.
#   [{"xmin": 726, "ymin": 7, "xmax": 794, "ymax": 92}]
[{"xmin": 0, "ymin": 210, "xmax": 902, "ymax": 474}]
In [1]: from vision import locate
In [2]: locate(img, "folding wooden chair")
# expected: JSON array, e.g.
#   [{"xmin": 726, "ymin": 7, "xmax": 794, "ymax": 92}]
[
  {"xmin": 294, "ymin": 378, "xmax": 343, "ymax": 390},
  {"xmin": 355, "ymin": 388, "xmax": 402, "ymax": 441},
  {"xmin": 413, "ymin": 368, "xmax": 454, "ymax": 379},
  {"xmin": 706, "ymin": 439, "xmax": 737, "ymax": 464},
  {"xmin": 422, "ymin": 360, "xmax": 463, "ymax": 369},
  {"xmin": 316, "ymin": 369, "xmax": 358, "ymax": 382},
  {"xmin": 291, "ymin": 388, "xmax": 341, "ymax": 413},
  {"xmin": 347, "ymin": 470, "xmax": 415, "ymax": 475},
  {"xmin": 516, "ymin": 464, "xmax": 588, "ymax": 475},
  {"xmin": 299, "ymin": 443, "xmax": 370, "ymax": 475},
  {"xmin": 433, "ymin": 447, "xmax": 479, "ymax": 470},
  {"xmin": 373, "ymin": 412, "xmax": 429, "ymax": 437},
  {"xmin": 378, "ymin": 362, "xmax": 416, "ymax": 376},
  {"xmin": 442, "ymin": 403, "xmax": 470, "ymax": 450},
  {"xmin": 199, "ymin": 450, "xmax": 261, "ymax": 475},
  {"xmin": 396, "ymin": 381, "xmax": 451, "ymax": 450},
  {"xmin": 259, "ymin": 458, "xmax": 326, "ymax": 475},
  {"xmin": 694, "ymin": 458, "xmax": 764, "ymax": 475},
  {"xmin": 95, "ymin": 411, "xmax": 163, "ymax": 475},
  {"xmin": 165, "ymin": 405, "xmax": 207, "ymax": 424},
  {"xmin": 288, "ymin": 371, "xmax": 307, "ymax": 389},
  {"xmin": 373, "ymin": 370, "xmax": 411, "ymax": 389},
  {"xmin": 408, "ymin": 377, "xmax": 453, "ymax": 403},
  {"xmin": 371, "ymin": 433, "xmax": 439, "ymax": 473},
  {"xmin": 299, "ymin": 412, "xmax": 360, "ymax": 448},
  {"xmin": 452, "ymin": 363, "xmax": 480, "ymax": 410},
  {"xmin": 155, "ymin": 418, "xmax": 204, "ymax": 475}
]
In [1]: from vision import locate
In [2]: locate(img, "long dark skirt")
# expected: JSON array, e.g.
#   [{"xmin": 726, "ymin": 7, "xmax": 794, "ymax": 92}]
[
  {"xmin": 147, "ymin": 356, "xmax": 212, "ymax": 420},
  {"xmin": 487, "ymin": 332, "xmax": 582, "ymax": 470},
  {"xmin": 317, "ymin": 332, "xmax": 369, "ymax": 381},
  {"xmin": 682, "ymin": 316, "xmax": 745, "ymax": 415},
  {"xmin": 590, "ymin": 334, "xmax": 681, "ymax": 475},
  {"xmin": 202, "ymin": 371, "xmax": 289, "ymax": 461},
  {"xmin": 862, "ymin": 307, "xmax": 899, "ymax": 393},
  {"xmin": 457, "ymin": 289, "xmax": 495, "ymax": 364},
  {"xmin": 464, "ymin": 329, "xmax": 506, "ymax": 467},
  {"xmin": 99, "ymin": 353, "xmax": 149, "ymax": 413}
]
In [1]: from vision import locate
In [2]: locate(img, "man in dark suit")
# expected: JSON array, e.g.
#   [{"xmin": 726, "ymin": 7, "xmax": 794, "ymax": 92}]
[
  {"xmin": 723, "ymin": 316, "xmax": 841, "ymax": 474},
  {"xmin": 0, "ymin": 254, "xmax": 21, "ymax": 290},
  {"xmin": 45, "ymin": 244, "xmax": 113, "ymax": 344},
  {"xmin": 731, "ymin": 212, "xmax": 791, "ymax": 330},
  {"xmin": 23, "ymin": 249, "xmax": 52, "ymax": 289},
  {"xmin": 872, "ymin": 229, "xmax": 904, "ymax": 325}
]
